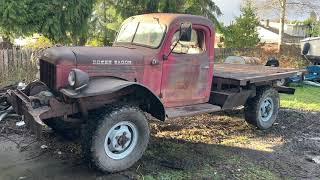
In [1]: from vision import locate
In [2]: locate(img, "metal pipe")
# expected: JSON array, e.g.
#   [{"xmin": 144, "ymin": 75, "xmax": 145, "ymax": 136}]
[{"xmin": 0, "ymin": 106, "xmax": 13, "ymax": 122}]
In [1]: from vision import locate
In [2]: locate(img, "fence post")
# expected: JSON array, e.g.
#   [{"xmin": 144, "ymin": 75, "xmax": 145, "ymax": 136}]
[{"xmin": 0, "ymin": 50, "xmax": 3, "ymax": 73}]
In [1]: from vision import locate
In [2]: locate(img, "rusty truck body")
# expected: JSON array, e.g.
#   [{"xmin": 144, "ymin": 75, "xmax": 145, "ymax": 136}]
[{"xmin": 5, "ymin": 13, "xmax": 301, "ymax": 173}]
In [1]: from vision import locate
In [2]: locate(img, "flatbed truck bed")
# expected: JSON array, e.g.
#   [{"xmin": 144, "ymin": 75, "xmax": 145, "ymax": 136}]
[{"xmin": 213, "ymin": 64, "xmax": 301, "ymax": 86}]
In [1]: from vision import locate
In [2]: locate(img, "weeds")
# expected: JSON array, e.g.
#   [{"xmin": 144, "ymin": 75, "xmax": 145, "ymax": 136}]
[{"xmin": 0, "ymin": 61, "xmax": 37, "ymax": 88}]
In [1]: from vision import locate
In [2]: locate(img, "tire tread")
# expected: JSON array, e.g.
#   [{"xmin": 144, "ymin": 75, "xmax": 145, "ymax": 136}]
[
  {"xmin": 82, "ymin": 104, "xmax": 148, "ymax": 172},
  {"xmin": 244, "ymin": 86, "xmax": 279, "ymax": 129}
]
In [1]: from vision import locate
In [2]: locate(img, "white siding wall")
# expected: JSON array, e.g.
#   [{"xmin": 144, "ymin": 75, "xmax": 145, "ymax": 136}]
[
  {"xmin": 257, "ymin": 26, "xmax": 279, "ymax": 43},
  {"xmin": 260, "ymin": 21, "xmax": 308, "ymax": 37}
]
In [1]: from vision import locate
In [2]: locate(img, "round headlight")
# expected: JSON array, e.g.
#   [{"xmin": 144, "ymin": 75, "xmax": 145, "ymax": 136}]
[
  {"xmin": 68, "ymin": 70, "xmax": 76, "ymax": 87},
  {"xmin": 67, "ymin": 69, "xmax": 90, "ymax": 90}
]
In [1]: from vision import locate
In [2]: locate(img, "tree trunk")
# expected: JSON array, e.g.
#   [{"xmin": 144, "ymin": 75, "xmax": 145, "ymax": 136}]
[
  {"xmin": 278, "ymin": 0, "xmax": 286, "ymax": 50},
  {"xmin": 78, "ymin": 36, "xmax": 87, "ymax": 46},
  {"xmin": 103, "ymin": 0, "xmax": 108, "ymax": 46}
]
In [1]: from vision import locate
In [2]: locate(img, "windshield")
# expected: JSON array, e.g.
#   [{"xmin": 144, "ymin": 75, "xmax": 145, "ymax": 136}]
[{"xmin": 115, "ymin": 21, "xmax": 166, "ymax": 48}]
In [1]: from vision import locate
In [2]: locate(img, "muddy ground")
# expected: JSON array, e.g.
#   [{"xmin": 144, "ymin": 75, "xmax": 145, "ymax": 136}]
[{"xmin": 0, "ymin": 109, "xmax": 319, "ymax": 180}]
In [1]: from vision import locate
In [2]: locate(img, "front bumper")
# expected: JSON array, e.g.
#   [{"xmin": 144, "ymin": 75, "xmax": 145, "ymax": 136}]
[
  {"xmin": 6, "ymin": 87, "xmax": 81, "ymax": 138},
  {"xmin": 6, "ymin": 89, "xmax": 50, "ymax": 138}
]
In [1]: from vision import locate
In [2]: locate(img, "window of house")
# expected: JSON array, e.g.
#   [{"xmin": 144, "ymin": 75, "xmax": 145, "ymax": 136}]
[{"xmin": 171, "ymin": 29, "xmax": 206, "ymax": 54}]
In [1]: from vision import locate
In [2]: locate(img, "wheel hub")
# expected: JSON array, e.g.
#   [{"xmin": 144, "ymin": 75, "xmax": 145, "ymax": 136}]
[
  {"xmin": 117, "ymin": 132, "xmax": 130, "ymax": 148},
  {"xmin": 260, "ymin": 98, "xmax": 274, "ymax": 122},
  {"xmin": 104, "ymin": 121, "xmax": 138, "ymax": 160}
]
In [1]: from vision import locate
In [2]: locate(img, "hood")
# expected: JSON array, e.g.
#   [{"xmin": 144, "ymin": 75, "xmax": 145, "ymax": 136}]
[{"xmin": 41, "ymin": 46, "xmax": 145, "ymax": 66}]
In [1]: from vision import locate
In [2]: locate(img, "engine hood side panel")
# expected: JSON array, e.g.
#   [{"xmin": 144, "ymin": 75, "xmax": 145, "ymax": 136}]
[
  {"xmin": 70, "ymin": 47, "xmax": 145, "ymax": 65},
  {"xmin": 71, "ymin": 47, "xmax": 147, "ymax": 83},
  {"xmin": 41, "ymin": 46, "xmax": 145, "ymax": 66},
  {"xmin": 41, "ymin": 46, "xmax": 148, "ymax": 89},
  {"xmin": 41, "ymin": 47, "xmax": 76, "ymax": 65}
]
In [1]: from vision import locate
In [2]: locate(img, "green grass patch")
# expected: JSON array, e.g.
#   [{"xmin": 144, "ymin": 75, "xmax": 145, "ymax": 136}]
[
  {"xmin": 142, "ymin": 165, "xmax": 221, "ymax": 180},
  {"xmin": 226, "ymin": 156, "xmax": 279, "ymax": 180},
  {"xmin": 280, "ymin": 84, "xmax": 320, "ymax": 111}
]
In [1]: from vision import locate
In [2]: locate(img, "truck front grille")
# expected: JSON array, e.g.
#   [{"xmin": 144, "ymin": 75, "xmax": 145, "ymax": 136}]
[{"xmin": 40, "ymin": 60, "xmax": 56, "ymax": 90}]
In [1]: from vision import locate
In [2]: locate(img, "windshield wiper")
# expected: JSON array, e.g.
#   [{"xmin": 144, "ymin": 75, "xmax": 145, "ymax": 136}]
[
  {"xmin": 113, "ymin": 44, "xmax": 136, "ymax": 49},
  {"xmin": 131, "ymin": 22, "xmax": 140, "ymax": 44}
]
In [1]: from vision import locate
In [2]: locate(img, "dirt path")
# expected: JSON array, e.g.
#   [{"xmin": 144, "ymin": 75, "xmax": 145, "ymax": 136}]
[{"xmin": 0, "ymin": 109, "xmax": 319, "ymax": 180}]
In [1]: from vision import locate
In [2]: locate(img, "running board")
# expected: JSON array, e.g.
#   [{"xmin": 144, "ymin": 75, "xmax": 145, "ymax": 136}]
[{"xmin": 166, "ymin": 103, "xmax": 221, "ymax": 118}]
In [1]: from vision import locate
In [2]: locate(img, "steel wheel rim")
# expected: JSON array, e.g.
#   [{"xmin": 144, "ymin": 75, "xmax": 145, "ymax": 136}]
[
  {"xmin": 259, "ymin": 97, "xmax": 274, "ymax": 122},
  {"xmin": 104, "ymin": 121, "xmax": 138, "ymax": 160}
]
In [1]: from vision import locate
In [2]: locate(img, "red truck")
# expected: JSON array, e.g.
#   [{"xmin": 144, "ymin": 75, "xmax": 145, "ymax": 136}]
[{"xmin": 5, "ymin": 13, "xmax": 300, "ymax": 173}]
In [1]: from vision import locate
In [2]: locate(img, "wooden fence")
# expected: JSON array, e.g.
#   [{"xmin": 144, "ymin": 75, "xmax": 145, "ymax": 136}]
[
  {"xmin": 0, "ymin": 47, "xmax": 37, "ymax": 86},
  {"xmin": 214, "ymin": 48, "xmax": 263, "ymax": 63},
  {"xmin": 0, "ymin": 47, "xmax": 33, "ymax": 73}
]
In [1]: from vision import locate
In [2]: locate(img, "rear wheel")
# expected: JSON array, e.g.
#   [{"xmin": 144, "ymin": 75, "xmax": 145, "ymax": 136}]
[
  {"xmin": 244, "ymin": 87, "xmax": 279, "ymax": 130},
  {"xmin": 82, "ymin": 105, "xmax": 149, "ymax": 173}
]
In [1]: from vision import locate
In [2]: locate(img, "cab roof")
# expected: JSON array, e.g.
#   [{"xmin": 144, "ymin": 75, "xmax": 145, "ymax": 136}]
[{"xmin": 127, "ymin": 13, "xmax": 214, "ymax": 29}]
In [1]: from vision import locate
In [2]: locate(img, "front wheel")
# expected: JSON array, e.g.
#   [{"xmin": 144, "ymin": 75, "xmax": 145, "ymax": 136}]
[
  {"xmin": 244, "ymin": 87, "xmax": 280, "ymax": 130},
  {"xmin": 82, "ymin": 105, "xmax": 150, "ymax": 173}
]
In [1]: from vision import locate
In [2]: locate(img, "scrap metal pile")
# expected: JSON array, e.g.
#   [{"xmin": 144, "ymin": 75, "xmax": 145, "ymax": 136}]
[
  {"xmin": 0, "ymin": 92, "xmax": 12, "ymax": 122},
  {"xmin": 0, "ymin": 83, "xmax": 25, "ymax": 122},
  {"xmin": 288, "ymin": 65, "xmax": 320, "ymax": 87}
]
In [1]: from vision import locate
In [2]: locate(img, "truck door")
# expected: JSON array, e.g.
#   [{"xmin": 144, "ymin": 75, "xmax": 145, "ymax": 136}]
[{"xmin": 161, "ymin": 25, "xmax": 212, "ymax": 107}]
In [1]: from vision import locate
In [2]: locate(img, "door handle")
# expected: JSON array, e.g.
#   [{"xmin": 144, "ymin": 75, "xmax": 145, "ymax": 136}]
[{"xmin": 151, "ymin": 59, "xmax": 159, "ymax": 65}]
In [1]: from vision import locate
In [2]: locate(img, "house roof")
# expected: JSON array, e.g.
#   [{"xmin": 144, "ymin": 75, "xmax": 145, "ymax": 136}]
[{"xmin": 258, "ymin": 24, "xmax": 305, "ymax": 43}]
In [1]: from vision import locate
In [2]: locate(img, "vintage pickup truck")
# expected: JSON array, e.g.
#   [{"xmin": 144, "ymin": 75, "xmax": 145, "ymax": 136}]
[{"xmin": 4, "ymin": 13, "xmax": 301, "ymax": 173}]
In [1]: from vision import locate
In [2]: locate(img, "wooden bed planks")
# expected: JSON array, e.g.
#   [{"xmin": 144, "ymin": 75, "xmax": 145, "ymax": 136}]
[{"xmin": 214, "ymin": 64, "xmax": 301, "ymax": 85}]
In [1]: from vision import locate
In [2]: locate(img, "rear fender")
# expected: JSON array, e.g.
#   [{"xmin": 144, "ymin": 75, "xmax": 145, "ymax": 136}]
[{"xmin": 60, "ymin": 77, "xmax": 166, "ymax": 121}]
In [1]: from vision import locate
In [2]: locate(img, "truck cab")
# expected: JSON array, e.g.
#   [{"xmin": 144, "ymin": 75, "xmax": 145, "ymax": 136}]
[
  {"xmin": 5, "ymin": 13, "xmax": 301, "ymax": 173},
  {"xmin": 113, "ymin": 14, "xmax": 215, "ymax": 107}
]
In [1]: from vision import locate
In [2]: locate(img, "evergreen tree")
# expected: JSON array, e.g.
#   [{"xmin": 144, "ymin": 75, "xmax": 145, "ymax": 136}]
[
  {"xmin": 87, "ymin": 0, "xmax": 123, "ymax": 46},
  {"xmin": 223, "ymin": 1, "xmax": 260, "ymax": 48},
  {"xmin": 0, "ymin": 0, "xmax": 94, "ymax": 45},
  {"xmin": 0, "ymin": 0, "xmax": 222, "ymax": 46},
  {"xmin": 303, "ymin": 12, "xmax": 320, "ymax": 37}
]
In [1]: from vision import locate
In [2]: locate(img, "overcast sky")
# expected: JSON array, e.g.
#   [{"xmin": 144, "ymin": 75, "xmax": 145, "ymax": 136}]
[
  {"xmin": 214, "ymin": 0, "xmax": 311, "ymax": 25},
  {"xmin": 215, "ymin": 0, "xmax": 242, "ymax": 25}
]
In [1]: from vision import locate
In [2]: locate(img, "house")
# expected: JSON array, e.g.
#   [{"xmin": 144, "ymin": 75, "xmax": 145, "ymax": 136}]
[{"xmin": 258, "ymin": 20, "xmax": 309, "ymax": 44}]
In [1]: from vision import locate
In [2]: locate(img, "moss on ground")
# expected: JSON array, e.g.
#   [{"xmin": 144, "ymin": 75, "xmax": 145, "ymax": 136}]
[{"xmin": 139, "ymin": 138, "xmax": 279, "ymax": 180}]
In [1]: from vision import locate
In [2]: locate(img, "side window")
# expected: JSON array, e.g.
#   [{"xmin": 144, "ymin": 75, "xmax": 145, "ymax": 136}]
[{"xmin": 171, "ymin": 29, "xmax": 206, "ymax": 54}]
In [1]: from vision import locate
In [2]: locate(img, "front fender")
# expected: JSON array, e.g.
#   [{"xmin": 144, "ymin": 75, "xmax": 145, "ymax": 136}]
[
  {"xmin": 60, "ymin": 77, "xmax": 166, "ymax": 121},
  {"xmin": 60, "ymin": 77, "xmax": 137, "ymax": 98}
]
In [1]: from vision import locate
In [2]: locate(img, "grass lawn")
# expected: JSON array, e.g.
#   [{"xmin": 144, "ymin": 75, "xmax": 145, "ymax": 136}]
[{"xmin": 281, "ymin": 84, "xmax": 320, "ymax": 111}]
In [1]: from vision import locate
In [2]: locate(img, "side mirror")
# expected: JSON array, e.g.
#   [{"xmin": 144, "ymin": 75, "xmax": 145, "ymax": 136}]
[{"xmin": 179, "ymin": 22, "xmax": 192, "ymax": 41}]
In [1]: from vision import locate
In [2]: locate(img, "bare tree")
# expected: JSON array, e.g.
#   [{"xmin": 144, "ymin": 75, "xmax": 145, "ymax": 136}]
[{"xmin": 256, "ymin": 0, "xmax": 320, "ymax": 49}]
